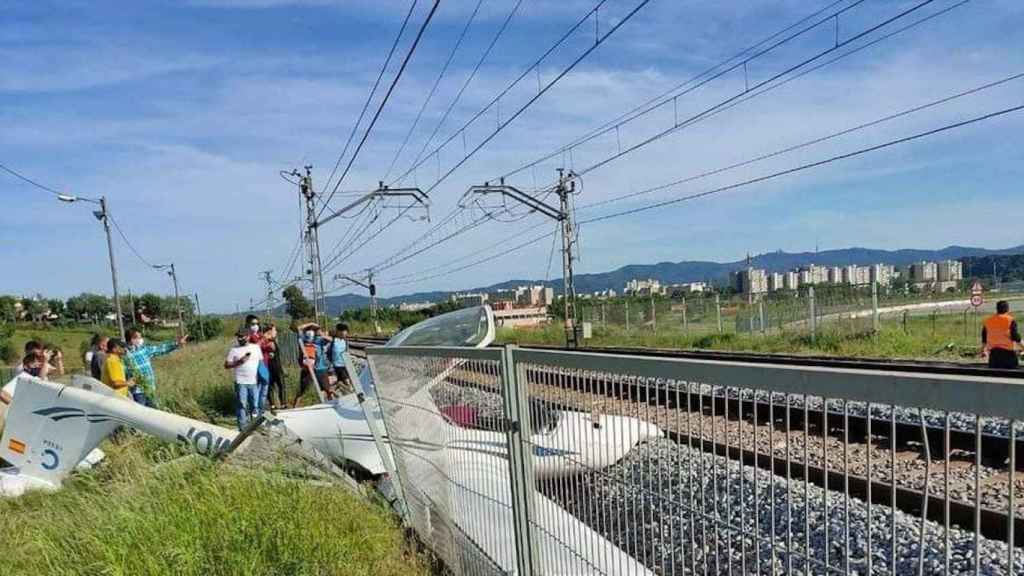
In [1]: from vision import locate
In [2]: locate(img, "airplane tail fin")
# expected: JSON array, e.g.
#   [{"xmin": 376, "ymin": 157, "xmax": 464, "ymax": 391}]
[{"xmin": 0, "ymin": 376, "xmax": 118, "ymax": 488}]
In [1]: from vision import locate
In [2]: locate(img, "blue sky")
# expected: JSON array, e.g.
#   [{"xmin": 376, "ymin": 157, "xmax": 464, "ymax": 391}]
[{"xmin": 2, "ymin": 0, "xmax": 1023, "ymax": 311}]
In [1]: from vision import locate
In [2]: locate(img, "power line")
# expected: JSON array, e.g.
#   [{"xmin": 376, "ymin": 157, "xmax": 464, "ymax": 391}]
[
  {"xmin": 404, "ymin": 0, "xmax": 652, "ymax": 198},
  {"xmin": 399, "ymin": 0, "xmax": 524, "ymax": 185},
  {"xmin": 108, "ymin": 214, "xmax": 160, "ymax": 269},
  {"xmin": 353, "ymin": 0, "xmax": 649, "ymax": 274},
  {"xmin": 380, "ymin": 102, "xmax": 1024, "ymax": 288},
  {"xmin": 317, "ymin": 0, "xmax": 441, "ymax": 220},
  {"xmin": 567, "ymin": 0, "xmax": 942, "ymax": 182},
  {"xmin": 319, "ymin": 0, "xmax": 420, "ymax": 198},
  {"xmin": 579, "ymin": 103, "xmax": 1024, "ymax": 225},
  {"xmin": 363, "ymin": 0, "xmax": 962, "ymax": 282},
  {"xmin": 0, "ymin": 162, "xmax": 65, "ymax": 196},
  {"xmin": 496, "ymin": 0, "xmax": 861, "ymax": 182},
  {"xmin": 578, "ymin": 69, "xmax": 1023, "ymax": 212},
  {"xmin": 382, "ymin": 0, "xmax": 486, "ymax": 182}
]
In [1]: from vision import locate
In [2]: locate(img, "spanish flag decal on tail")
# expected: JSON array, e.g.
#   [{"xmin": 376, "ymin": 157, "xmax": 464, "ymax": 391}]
[{"xmin": 8, "ymin": 438, "xmax": 26, "ymax": 455}]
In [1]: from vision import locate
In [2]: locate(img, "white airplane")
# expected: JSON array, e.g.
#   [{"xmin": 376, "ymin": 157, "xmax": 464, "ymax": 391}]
[{"xmin": 0, "ymin": 306, "xmax": 660, "ymax": 574}]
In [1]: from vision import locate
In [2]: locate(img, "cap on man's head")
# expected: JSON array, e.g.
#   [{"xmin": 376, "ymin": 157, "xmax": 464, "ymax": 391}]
[{"xmin": 236, "ymin": 327, "xmax": 250, "ymax": 338}]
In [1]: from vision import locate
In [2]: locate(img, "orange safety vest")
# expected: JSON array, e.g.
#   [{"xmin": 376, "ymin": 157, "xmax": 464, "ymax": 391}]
[{"xmin": 984, "ymin": 313, "xmax": 1016, "ymax": 351}]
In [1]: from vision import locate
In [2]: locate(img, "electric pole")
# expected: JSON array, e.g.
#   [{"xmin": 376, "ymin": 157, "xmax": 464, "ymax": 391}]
[
  {"xmin": 461, "ymin": 169, "xmax": 579, "ymax": 347},
  {"xmin": 58, "ymin": 194, "xmax": 125, "ymax": 340},
  {"xmin": 260, "ymin": 270, "xmax": 275, "ymax": 319},
  {"xmin": 193, "ymin": 293, "xmax": 206, "ymax": 341},
  {"xmin": 335, "ymin": 271, "xmax": 379, "ymax": 335},
  {"xmin": 155, "ymin": 263, "xmax": 185, "ymax": 339},
  {"xmin": 292, "ymin": 166, "xmax": 326, "ymax": 324}
]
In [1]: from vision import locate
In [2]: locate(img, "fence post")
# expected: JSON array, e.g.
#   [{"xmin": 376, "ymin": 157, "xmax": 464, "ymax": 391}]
[
  {"xmin": 758, "ymin": 300, "xmax": 766, "ymax": 334},
  {"xmin": 715, "ymin": 293, "xmax": 723, "ymax": 333},
  {"xmin": 650, "ymin": 294, "xmax": 656, "ymax": 332},
  {"xmin": 682, "ymin": 296, "xmax": 688, "ymax": 333},
  {"xmin": 501, "ymin": 345, "xmax": 537, "ymax": 575},
  {"xmin": 872, "ymin": 280, "xmax": 880, "ymax": 334},
  {"xmin": 350, "ymin": 351, "xmax": 407, "ymax": 516},
  {"xmin": 625, "ymin": 300, "xmax": 630, "ymax": 331},
  {"xmin": 809, "ymin": 285, "xmax": 817, "ymax": 344},
  {"xmin": 601, "ymin": 302, "xmax": 606, "ymax": 328}
]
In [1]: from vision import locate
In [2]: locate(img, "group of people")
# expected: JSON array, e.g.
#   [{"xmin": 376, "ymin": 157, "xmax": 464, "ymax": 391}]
[
  {"xmin": 224, "ymin": 315, "xmax": 352, "ymax": 430},
  {"xmin": 83, "ymin": 330, "xmax": 187, "ymax": 405},
  {"xmin": 0, "ymin": 330, "xmax": 185, "ymax": 431}
]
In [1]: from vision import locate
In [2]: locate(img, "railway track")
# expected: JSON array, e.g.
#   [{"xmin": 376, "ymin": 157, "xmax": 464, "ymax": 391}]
[{"xmin": 350, "ymin": 337, "xmax": 1023, "ymax": 546}]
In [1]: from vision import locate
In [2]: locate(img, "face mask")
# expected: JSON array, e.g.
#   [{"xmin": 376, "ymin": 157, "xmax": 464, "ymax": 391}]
[
  {"xmin": 26, "ymin": 366, "xmax": 41, "ymax": 377},
  {"xmin": 131, "ymin": 338, "xmax": 144, "ymax": 348},
  {"xmin": 304, "ymin": 331, "xmax": 315, "ymax": 340},
  {"xmin": 249, "ymin": 324, "xmax": 260, "ymax": 333},
  {"xmin": 237, "ymin": 338, "xmax": 248, "ymax": 347}
]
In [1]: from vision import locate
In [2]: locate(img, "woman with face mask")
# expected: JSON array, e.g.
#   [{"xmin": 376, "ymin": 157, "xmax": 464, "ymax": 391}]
[{"xmin": 1, "ymin": 353, "xmax": 53, "ymax": 426}]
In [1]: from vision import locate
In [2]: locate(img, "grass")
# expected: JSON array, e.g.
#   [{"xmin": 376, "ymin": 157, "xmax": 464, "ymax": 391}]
[
  {"xmin": 498, "ymin": 311, "xmax": 990, "ymax": 362},
  {"xmin": 0, "ymin": 329, "xmax": 427, "ymax": 576}
]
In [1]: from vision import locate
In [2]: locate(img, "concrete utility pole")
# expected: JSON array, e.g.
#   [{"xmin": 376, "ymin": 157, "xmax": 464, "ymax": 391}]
[
  {"xmin": 58, "ymin": 194, "xmax": 125, "ymax": 340},
  {"xmin": 193, "ymin": 293, "xmax": 206, "ymax": 341},
  {"xmin": 461, "ymin": 169, "xmax": 579, "ymax": 347},
  {"xmin": 156, "ymin": 263, "xmax": 185, "ymax": 339},
  {"xmin": 260, "ymin": 270, "xmax": 275, "ymax": 319}
]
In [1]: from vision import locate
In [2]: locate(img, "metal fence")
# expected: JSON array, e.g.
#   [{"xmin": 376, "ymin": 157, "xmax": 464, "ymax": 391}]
[{"xmin": 366, "ymin": 345, "xmax": 1024, "ymax": 575}]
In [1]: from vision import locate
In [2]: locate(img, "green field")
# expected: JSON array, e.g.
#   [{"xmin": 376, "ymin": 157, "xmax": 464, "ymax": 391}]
[
  {"xmin": 497, "ymin": 310, "xmax": 990, "ymax": 362},
  {"xmin": 0, "ymin": 334, "xmax": 426, "ymax": 576}
]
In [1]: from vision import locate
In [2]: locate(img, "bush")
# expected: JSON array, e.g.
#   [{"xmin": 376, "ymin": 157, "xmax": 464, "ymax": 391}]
[{"xmin": 185, "ymin": 316, "xmax": 224, "ymax": 342}]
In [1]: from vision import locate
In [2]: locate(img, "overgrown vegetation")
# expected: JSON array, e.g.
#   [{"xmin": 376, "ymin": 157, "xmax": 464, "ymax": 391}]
[
  {"xmin": 0, "ymin": 333, "xmax": 426, "ymax": 576},
  {"xmin": 498, "ymin": 311, "xmax": 991, "ymax": 361}
]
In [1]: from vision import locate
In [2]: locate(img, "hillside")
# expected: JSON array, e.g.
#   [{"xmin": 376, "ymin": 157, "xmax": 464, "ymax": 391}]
[{"xmin": 320, "ymin": 244, "xmax": 1024, "ymax": 314}]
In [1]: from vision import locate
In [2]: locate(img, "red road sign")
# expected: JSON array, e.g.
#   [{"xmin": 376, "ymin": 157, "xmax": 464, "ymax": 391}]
[
  {"xmin": 971, "ymin": 294, "xmax": 983, "ymax": 307},
  {"xmin": 971, "ymin": 281, "xmax": 984, "ymax": 296}
]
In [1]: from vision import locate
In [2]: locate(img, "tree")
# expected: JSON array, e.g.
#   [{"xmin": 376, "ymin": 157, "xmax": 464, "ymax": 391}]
[
  {"xmin": 0, "ymin": 296, "xmax": 17, "ymax": 323},
  {"xmin": 282, "ymin": 285, "xmax": 313, "ymax": 320},
  {"xmin": 46, "ymin": 299, "xmax": 65, "ymax": 318},
  {"xmin": 139, "ymin": 293, "xmax": 165, "ymax": 319},
  {"xmin": 22, "ymin": 298, "xmax": 46, "ymax": 322}
]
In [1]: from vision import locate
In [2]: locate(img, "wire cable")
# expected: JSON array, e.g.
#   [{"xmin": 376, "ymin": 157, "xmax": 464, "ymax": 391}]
[
  {"xmin": 108, "ymin": 214, "xmax": 160, "ymax": 269},
  {"xmin": 579, "ymin": 103, "xmax": 1024, "ymax": 225},
  {"xmin": 319, "ymin": 0, "xmax": 419, "ymax": 198},
  {"xmin": 383, "ymin": 0, "xmax": 486, "ymax": 183},
  {"xmin": 380, "ymin": 103, "xmax": 1024, "ymax": 288},
  {"xmin": 1, "ymin": 162, "xmax": 66, "ymax": 196},
  {"xmin": 579, "ymin": 68, "xmax": 1022, "ymax": 212},
  {"xmin": 399, "ymin": 0, "xmax": 524, "ymax": 185},
  {"xmin": 318, "ymin": 0, "xmax": 441, "ymax": 220}
]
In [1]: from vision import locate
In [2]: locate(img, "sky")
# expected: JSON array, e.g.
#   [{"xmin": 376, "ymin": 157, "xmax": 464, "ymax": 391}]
[{"xmin": 2, "ymin": 0, "xmax": 1023, "ymax": 311}]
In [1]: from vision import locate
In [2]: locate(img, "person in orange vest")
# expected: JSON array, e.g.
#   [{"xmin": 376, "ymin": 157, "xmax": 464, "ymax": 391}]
[{"xmin": 982, "ymin": 300, "xmax": 1022, "ymax": 369}]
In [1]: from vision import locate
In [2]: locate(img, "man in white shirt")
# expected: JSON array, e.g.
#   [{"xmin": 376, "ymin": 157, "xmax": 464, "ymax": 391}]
[{"xmin": 224, "ymin": 328, "xmax": 264, "ymax": 430}]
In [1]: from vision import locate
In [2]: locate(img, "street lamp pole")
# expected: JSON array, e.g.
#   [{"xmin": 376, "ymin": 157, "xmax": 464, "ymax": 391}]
[{"xmin": 60, "ymin": 194, "xmax": 126, "ymax": 340}]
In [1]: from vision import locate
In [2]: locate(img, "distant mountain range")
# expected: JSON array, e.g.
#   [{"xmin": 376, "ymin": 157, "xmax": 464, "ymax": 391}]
[{"xmin": 320, "ymin": 244, "xmax": 1024, "ymax": 314}]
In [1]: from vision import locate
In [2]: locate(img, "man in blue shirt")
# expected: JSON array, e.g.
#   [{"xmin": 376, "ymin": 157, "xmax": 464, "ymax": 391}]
[
  {"xmin": 331, "ymin": 323, "xmax": 353, "ymax": 395},
  {"xmin": 293, "ymin": 322, "xmax": 332, "ymax": 406}
]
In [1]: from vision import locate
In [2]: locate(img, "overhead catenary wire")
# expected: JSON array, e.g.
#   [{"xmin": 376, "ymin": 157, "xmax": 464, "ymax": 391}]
[
  {"xmin": 579, "ymin": 67, "xmax": 1022, "ymax": 212},
  {"xmin": 379, "ymin": 103, "xmax": 1024, "ymax": 288},
  {"xmin": 495, "ymin": 0, "xmax": 862, "ymax": 182},
  {"xmin": 382, "ymin": 0, "xmax": 487, "ymax": 183},
  {"xmin": 564, "ymin": 0, "xmax": 943, "ymax": 183},
  {"xmin": 317, "ymin": 0, "xmax": 441, "ymax": 220},
  {"xmin": 357, "ymin": 0, "xmax": 649, "ymax": 275},
  {"xmin": 366, "ymin": 0, "xmax": 917, "ymax": 274},
  {"xmin": 398, "ymin": 0, "xmax": 525, "ymax": 185},
  {"xmin": 319, "ymin": 0, "xmax": 420, "ymax": 199},
  {"xmin": 367, "ymin": 1, "xmax": 967, "ymax": 282}
]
